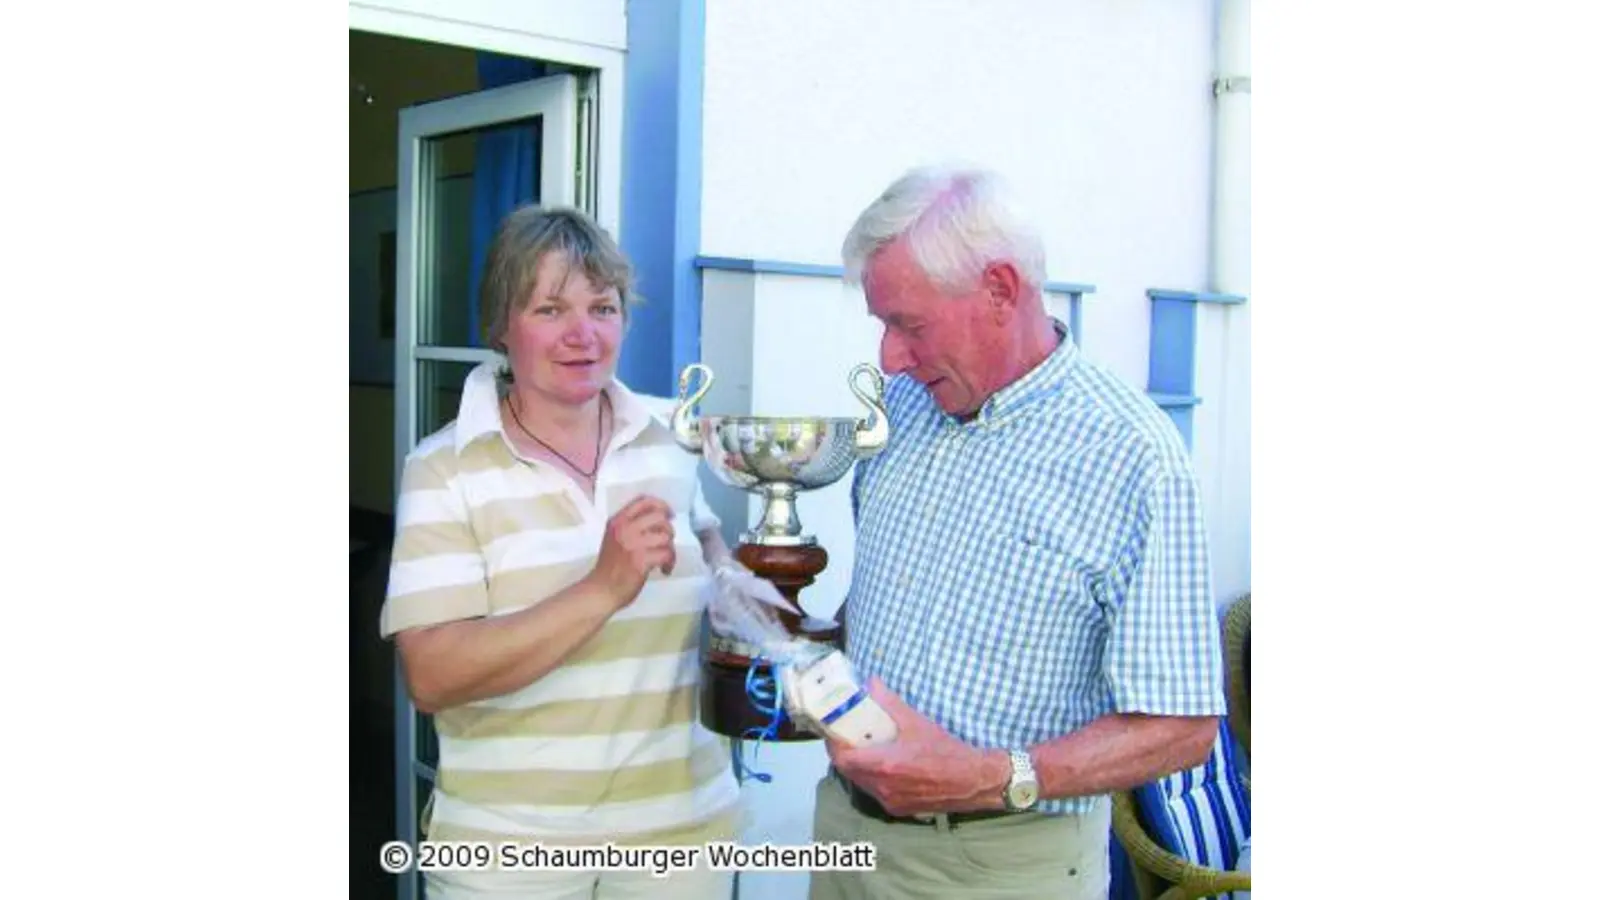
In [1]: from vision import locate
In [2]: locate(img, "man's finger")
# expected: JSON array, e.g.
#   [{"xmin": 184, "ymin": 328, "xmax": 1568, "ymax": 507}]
[{"xmin": 865, "ymin": 677, "xmax": 917, "ymax": 725}]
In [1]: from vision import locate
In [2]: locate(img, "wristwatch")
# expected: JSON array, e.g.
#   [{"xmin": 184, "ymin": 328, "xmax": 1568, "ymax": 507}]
[{"xmin": 1002, "ymin": 749, "xmax": 1040, "ymax": 811}]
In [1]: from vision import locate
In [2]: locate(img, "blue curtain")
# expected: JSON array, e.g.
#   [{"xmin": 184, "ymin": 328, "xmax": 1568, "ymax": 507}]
[{"xmin": 467, "ymin": 54, "xmax": 546, "ymax": 347}]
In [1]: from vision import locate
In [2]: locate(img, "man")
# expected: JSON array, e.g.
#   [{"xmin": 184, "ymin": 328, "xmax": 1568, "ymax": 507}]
[{"xmin": 811, "ymin": 166, "xmax": 1226, "ymax": 900}]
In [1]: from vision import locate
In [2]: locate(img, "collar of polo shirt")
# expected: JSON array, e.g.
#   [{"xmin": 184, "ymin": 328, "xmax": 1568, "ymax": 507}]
[
  {"xmin": 955, "ymin": 317, "xmax": 1080, "ymax": 428},
  {"xmin": 451, "ymin": 359, "xmax": 670, "ymax": 454}
]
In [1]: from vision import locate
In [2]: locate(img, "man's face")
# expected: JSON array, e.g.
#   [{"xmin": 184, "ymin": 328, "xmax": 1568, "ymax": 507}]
[{"xmin": 862, "ymin": 237, "xmax": 1012, "ymax": 417}]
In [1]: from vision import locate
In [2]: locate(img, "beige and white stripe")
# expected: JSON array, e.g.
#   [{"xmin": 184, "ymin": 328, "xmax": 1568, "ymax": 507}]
[{"xmin": 381, "ymin": 362, "xmax": 740, "ymax": 845}]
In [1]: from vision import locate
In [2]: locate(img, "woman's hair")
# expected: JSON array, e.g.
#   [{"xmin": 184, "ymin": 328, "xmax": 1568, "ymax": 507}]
[
  {"xmin": 841, "ymin": 165, "xmax": 1046, "ymax": 294},
  {"xmin": 478, "ymin": 205, "xmax": 639, "ymax": 353}
]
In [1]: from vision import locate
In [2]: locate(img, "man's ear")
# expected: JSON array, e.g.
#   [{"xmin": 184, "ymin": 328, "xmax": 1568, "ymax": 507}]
[{"xmin": 982, "ymin": 261, "xmax": 1023, "ymax": 319}]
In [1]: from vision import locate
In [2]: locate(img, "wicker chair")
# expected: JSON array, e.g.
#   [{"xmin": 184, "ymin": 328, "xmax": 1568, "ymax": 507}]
[
  {"xmin": 1111, "ymin": 594, "xmax": 1252, "ymax": 900},
  {"xmin": 1224, "ymin": 594, "xmax": 1250, "ymax": 766}
]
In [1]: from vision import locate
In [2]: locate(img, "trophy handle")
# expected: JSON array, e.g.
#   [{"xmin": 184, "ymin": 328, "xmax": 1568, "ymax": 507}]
[
  {"xmin": 672, "ymin": 363, "xmax": 714, "ymax": 454},
  {"xmin": 848, "ymin": 363, "xmax": 889, "ymax": 455}
]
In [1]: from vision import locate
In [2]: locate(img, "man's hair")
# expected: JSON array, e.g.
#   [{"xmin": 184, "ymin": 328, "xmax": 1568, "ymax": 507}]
[
  {"xmin": 479, "ymin": 205, "xmax": 638, "ymax": 353},
  {"xmin": 841, "ymin": 165, "xmax": 1047, "ymax": 294}
]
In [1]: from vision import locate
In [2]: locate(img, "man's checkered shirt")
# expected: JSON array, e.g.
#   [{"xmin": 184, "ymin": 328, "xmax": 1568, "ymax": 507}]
[{"xmin": 842, "ymin": 322, "xmax": 1227, "ymax": 816}]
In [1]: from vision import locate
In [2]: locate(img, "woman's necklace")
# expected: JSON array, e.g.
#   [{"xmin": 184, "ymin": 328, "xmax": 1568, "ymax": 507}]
[{"xmin": 506, "ymin": 392, "xmax": 609, "ymax": 479}]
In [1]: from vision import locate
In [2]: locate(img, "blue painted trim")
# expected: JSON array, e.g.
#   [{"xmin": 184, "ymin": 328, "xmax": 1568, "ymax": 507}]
[
  {"xmin": 1147, "ymin": 292, "xmax": 1203, "ymax": 449},
  {"xmin": 693, "ymin": 255, "xmax": 1097, "ymax": 296},
  {"xmin": 693, "ymin": 255, "xmax": 1096, "ymax": 346},
  {"xmin": 694, "ymin": 257, "xmax": 1094, "ymax": 344},
  {"xmin": 694, "ymin": 256, "xmax": 845, "ymax": 278},
  {"xmin": 673, "ymin": 0, "xmax": 706, "ymax": 396},
  {"xmin": 618, "ymin": 0, "xmax": 706, "ymax": 398},
  {"xmin": 1147, "ymin": 300, "xmax": 1198, "ymax": 397},
  {"xmin": 1146, "ymin": 288, "xmax": 1248, "ymax": 306},
  {"xmin": 1148, "ymin": 393, "xmax": 1201, "ymax": 409},
  {"xmin": 1044, "ymin": 281, "xmax": 1098, "ymax": 295}
]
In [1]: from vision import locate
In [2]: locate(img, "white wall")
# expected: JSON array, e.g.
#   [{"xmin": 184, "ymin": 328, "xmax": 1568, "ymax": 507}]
[
  {"xmin": 701, "ymin": 0, "xmax": 1216, "ymax": 383},
  {"xmin": 698, "ymin": 2, "xmax": 1225, "ymax": 895}
]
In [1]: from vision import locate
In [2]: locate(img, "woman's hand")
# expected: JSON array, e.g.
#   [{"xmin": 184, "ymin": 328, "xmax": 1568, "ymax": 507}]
[
  {"xmin": 591, "ymin": 495, "xmax": 677, "ymax": 607},
  {"xmin": 397, "ymin": 497, "xmax": 676, "ymax": 712}
]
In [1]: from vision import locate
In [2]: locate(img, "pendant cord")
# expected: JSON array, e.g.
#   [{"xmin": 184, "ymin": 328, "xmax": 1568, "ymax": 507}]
[{"xmin": 507, "ymin": 392, "xmax": 609, "ymax": 479}]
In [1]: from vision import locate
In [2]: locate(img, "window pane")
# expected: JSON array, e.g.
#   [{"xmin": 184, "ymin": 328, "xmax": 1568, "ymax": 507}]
[
  {"xmin": 417, "ymin": 117, "xmax": 543, "ymax": 349},
  {"xmin": 416, "ymin": 359, "xmax": 479, "ymax": 438}
]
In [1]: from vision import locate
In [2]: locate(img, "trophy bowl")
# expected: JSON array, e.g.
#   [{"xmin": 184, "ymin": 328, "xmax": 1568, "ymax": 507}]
[{"xmin": 671, "ymin": 363, "xmax": 888, "ymax": 547}]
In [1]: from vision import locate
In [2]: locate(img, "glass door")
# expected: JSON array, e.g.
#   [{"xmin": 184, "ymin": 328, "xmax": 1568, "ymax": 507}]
[{"xmin": 391, "ymin": 69, "xmax": 592, "ymax": 900}]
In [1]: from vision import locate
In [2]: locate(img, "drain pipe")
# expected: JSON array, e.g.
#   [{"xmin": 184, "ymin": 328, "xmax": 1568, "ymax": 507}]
[
  {"xmin": 1212, "ymin": 0, "xmax": 1250, "ymax": 295},
  {"xmin": 1216, "ymin": 0, "xmax": 1254, "ymax": 294},
  {"xmin": 1210, "ymin": 0, "xmax": 1252, "ymax": 601}
]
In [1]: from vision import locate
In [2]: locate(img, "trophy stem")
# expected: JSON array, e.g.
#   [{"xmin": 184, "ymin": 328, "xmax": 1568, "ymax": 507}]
[
  {"xmin": 701, "ymin": 542, "xmax": 841, "ymax": 743},
  {"xmin": 744, "ymin": 482, "xmax": 814, "ymax": 547}
]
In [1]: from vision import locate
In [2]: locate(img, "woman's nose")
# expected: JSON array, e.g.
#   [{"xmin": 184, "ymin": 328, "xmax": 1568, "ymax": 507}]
[{"xmin": 562, "ymin": 314, "xmax": 596, "ymax": 345}]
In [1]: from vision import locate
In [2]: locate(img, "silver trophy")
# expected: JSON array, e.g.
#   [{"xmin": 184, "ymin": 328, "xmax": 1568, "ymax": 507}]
[
  {"xmin": 671, "ymin": 361, "xmax": 891, "ymax": 741},
  {"xmin": 670, "ymin": 362, "xmax": 889, "ymax": 547}
]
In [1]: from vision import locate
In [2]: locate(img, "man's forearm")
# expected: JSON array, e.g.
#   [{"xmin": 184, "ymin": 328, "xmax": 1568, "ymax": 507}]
[
  {"xmin": 974, "ymin": 713, "xmax": 1219, "ymax": 806},
  {"xmin": 397, "ymin": 576, "xmax": 621, "ymax": 713}
]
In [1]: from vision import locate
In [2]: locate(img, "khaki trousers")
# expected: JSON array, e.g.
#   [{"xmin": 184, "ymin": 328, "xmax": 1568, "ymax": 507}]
[
  {"xmin": 424, "ymin": 862, "xmax": 732, "ymax": 899},
  {"xmin": 808, "ymin": 773, "xmax": 1110, "ymax": 900}
]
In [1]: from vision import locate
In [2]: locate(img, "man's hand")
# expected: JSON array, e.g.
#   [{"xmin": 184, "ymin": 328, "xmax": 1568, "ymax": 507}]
[{"xmin": 826, "ymin": 678, "xmax": 1011, "ymax": 816}]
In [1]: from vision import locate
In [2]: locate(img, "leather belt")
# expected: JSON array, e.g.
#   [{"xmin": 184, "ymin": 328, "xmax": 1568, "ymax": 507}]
[{"xmin": 831, "ymin": 769, "xmax": 1016, "ymax": 828}]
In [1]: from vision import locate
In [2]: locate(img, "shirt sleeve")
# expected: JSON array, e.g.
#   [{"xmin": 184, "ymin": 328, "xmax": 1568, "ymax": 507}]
[
  {"xmin": 379, "ymin": 447, "xmax": 491, "ymax": 639},
  {"xmin": 1101, "ymin": 470, "xmax": 1228, "ymax": 718}
]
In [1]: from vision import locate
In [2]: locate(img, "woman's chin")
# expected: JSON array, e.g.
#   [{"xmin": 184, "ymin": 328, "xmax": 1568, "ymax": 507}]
[{"xmin": 549, "ymin": 372, "xmax": 610, "ymax": 401}]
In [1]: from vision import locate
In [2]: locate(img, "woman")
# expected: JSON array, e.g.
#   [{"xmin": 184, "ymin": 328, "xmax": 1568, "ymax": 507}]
[{"xmin": 380, "ymin": 205, "xmax": 741, "ymax": 898}]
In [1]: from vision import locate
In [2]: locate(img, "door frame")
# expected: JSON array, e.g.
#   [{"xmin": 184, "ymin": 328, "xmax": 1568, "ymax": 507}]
[
  {"xmin": 349, "ymin": 3, "xmax": 624, "ymax": 238},
  {"xmin": 353, "ymin": 9, "xmax": 624, "ymax": 898}
]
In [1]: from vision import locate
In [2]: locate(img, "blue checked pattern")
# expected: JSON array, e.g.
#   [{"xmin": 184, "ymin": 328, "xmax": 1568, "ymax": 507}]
[{"xmin": 843, "ymin": 322, "xmax": 1227, "ymax": 816}]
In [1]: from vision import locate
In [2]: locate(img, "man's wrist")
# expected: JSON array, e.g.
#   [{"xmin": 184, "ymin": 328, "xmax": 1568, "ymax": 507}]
[{"xmin": 978, "ymin": 748, "xmax": 1013, "ymax": 809}]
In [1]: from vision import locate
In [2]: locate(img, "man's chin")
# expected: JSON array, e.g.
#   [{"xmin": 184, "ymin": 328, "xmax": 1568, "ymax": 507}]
[{"xmin": 925, "ymin": 380, "xmax": 971, "ymax": 415}]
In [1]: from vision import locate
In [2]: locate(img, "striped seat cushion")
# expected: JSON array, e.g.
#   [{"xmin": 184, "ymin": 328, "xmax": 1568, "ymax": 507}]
[{"xmin": 1133, "ymin": 721, "xmax": 1251, "ymax": 898}]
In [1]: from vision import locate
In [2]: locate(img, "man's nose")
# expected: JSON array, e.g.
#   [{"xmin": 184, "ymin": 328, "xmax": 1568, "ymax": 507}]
[{"xmin": 880, "ymin": 331, "xmax": 914, "ymax": 375}]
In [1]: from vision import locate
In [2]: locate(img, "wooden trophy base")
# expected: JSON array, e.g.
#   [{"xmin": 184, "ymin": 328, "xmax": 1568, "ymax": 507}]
[{"xmin": 701, "ymin": 543, "xmax": 841, "ymax": 742}]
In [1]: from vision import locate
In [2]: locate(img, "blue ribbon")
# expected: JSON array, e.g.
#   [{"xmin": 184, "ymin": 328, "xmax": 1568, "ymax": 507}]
[
  {"xmin": 820, "ymin": 685, "xmax": 869, "ymax": 725},
  {"xmin": 738, "ymin": 655, "xmax": 786, "ymax": 784}
]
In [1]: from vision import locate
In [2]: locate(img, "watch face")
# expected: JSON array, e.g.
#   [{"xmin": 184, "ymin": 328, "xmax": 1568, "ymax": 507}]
[{"xmin": 1008, "ymin": 782, "xmax": 1038, "ymax": 808}]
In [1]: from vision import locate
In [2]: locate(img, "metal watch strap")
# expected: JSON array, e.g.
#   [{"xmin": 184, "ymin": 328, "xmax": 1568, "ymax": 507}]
[{"xmin": 1004, "ymin": 749, "xmax": 1039, "ymax": 811}]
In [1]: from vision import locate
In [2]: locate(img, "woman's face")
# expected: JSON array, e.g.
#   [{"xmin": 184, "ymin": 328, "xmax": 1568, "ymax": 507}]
[{"xmin": 501, "ymin": 252, "xmax": 626, "ymax": 407}]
